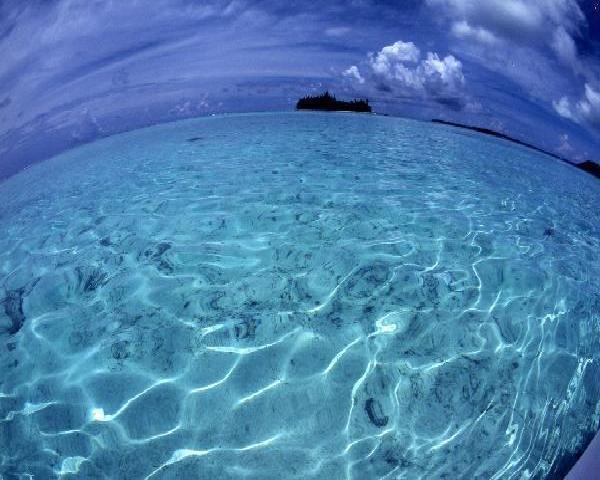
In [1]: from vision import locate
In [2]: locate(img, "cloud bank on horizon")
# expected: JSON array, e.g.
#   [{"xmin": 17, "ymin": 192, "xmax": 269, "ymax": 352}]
[
  {"xmin": 345, "ymin": 40, "xmax": 470, "ymax": 111},
  {"xmin": 0, "ymin": 0, "xmax": 599, "ymax": 176}
]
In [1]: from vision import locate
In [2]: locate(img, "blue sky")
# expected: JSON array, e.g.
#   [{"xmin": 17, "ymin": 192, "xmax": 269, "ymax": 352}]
[{"xmin": 1, "ymin": 0, "xmax": 599, "ymax": 177}]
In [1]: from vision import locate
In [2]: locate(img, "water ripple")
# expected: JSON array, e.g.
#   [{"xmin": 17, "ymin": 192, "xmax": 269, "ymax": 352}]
[{"xmin": 0, "ymin": 113, "xmax": 599, "ymax": 479}]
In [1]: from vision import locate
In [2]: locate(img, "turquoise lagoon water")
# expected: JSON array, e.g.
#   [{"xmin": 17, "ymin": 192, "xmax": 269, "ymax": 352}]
[{"xmin": 0, "ymin": 112, "xmax": 599, "ymax": 479}]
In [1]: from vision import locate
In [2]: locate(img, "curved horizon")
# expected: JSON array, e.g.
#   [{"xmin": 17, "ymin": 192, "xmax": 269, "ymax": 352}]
[{"xmin": 1, "ymin": 1, "xmax": 599, "ymax": 178}]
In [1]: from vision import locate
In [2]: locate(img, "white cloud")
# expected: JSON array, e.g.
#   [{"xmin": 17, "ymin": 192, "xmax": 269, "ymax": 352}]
[
  {"xmin": 551, "ymin": 26, "xmax": 580, "ymax": 71},
  {"xmin": 430, "ymin": 0, "xmax": 599, "ymax": 125},
  {"xmin": 420, "ymin": 52, "xmax": 465, "ymax": 92},
  {"xmin": 451, "ymin": 21, "xmax": 498, "ymax": 44},
  {"xmin": 429, "ymin": 0, "xmax": 585, "ymax": 72},
  {"xmin": 579, "ymin": 84, "xmax": 600, "ymax": 126},
  {"xmin": 554, "ymin": 84, "xmax": 600, "ymax": 128},
  {"xmin": 367, "ymin": 41, "xmax": 464, "ymax": 97},
  {"xmin": 553, "ymin": 97, "xmax": 575, "ymax": 121},
  {"xmin": 343, "ymin": 65, "xmax": 365, "ymax": 84},
  {"xmin": 428, "ymin": 0, "xmax": 583, "ymax": 39},
  {"xmin": 369, "ymin": 40, "xmax": 421, "ymax": 77},
  {"xmin": 346, "ymin": 40, "xmax": 467, "ymax": 109}
]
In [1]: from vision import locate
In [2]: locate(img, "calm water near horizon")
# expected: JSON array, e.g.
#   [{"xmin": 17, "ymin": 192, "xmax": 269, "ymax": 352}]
[{"xmin": 0, "ymin": 112, "xmax": 599, "ymax": 479}]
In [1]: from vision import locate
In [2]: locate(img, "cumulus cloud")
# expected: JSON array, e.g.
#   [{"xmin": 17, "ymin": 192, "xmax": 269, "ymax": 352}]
[
  {"xmin": 554, "ymin": 84, "xmax": 600, "ymax": 128},
  {"xmin": 419, "ymin": 52, "xmax": 465, "ymax": 92},
  {"xmin": 343, "ymin": 65, "xmax": 365, "ymax": 84},
  {"xmin": 369, "ymin": 41, "xmax": 421, "ymax": 75},
  {"xmin": 345, "ymin": 40, "xmax": 467, "ymax": 108}
]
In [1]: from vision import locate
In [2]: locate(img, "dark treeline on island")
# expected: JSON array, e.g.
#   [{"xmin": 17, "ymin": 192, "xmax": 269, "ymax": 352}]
[
  {"xmin": 296, "ymin": 92, "xmax": 372, "ymax": 113},
  {"xmin": 432, "ymin": 119, "xmax": 600, "ymax": 180}
]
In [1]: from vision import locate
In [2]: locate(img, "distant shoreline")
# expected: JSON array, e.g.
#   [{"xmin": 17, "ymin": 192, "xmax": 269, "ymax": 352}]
[{"xmin": 431, "ymin": 119, "xmax": 600, "ymax": 180}]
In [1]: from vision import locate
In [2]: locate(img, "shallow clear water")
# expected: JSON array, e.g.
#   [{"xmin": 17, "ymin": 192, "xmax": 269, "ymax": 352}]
[{"xmin": 0, "ymin": 112, "xmax": 599, "ymax": 479}]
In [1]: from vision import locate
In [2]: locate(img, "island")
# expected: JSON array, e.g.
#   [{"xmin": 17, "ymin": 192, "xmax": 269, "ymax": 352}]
[
  {"xmin": 576, "ymin": 160, "xmax": 600, "ymax": 179},
  {"xmin": 432, "ymin": 119, "xmax": 600, "ymax": 180},
  {"xmin": 296, "ymin": 91, "xmax": 372, "ymax": 113}
]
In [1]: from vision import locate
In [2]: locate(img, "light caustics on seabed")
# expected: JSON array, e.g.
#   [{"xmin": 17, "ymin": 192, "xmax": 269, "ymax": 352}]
[{"xmin": 0, "ymin": 113, "xmax": 599, "ymax": 479}]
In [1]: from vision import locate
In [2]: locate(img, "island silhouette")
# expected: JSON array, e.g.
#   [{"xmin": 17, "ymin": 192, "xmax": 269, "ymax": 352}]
[{"xmin": 296, "ymin": 91, "xmax": 372, "ymax": 113}]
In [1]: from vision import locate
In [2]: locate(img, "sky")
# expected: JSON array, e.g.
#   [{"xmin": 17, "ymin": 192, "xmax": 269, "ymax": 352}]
[{"xmin": 0, "ymin": 0, "xmax": 600, "ymax": 178}]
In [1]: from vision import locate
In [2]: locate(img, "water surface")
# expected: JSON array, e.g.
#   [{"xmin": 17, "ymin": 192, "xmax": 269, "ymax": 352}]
[{"xmin": 1, "ymin": 113, "xmax": 599, "ymax": 479}]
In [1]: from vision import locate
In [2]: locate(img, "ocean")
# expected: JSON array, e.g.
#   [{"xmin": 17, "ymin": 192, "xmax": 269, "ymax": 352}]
[{"xmin": 0, "ymin": 112, "xmax": 599, "ymax": 479}]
